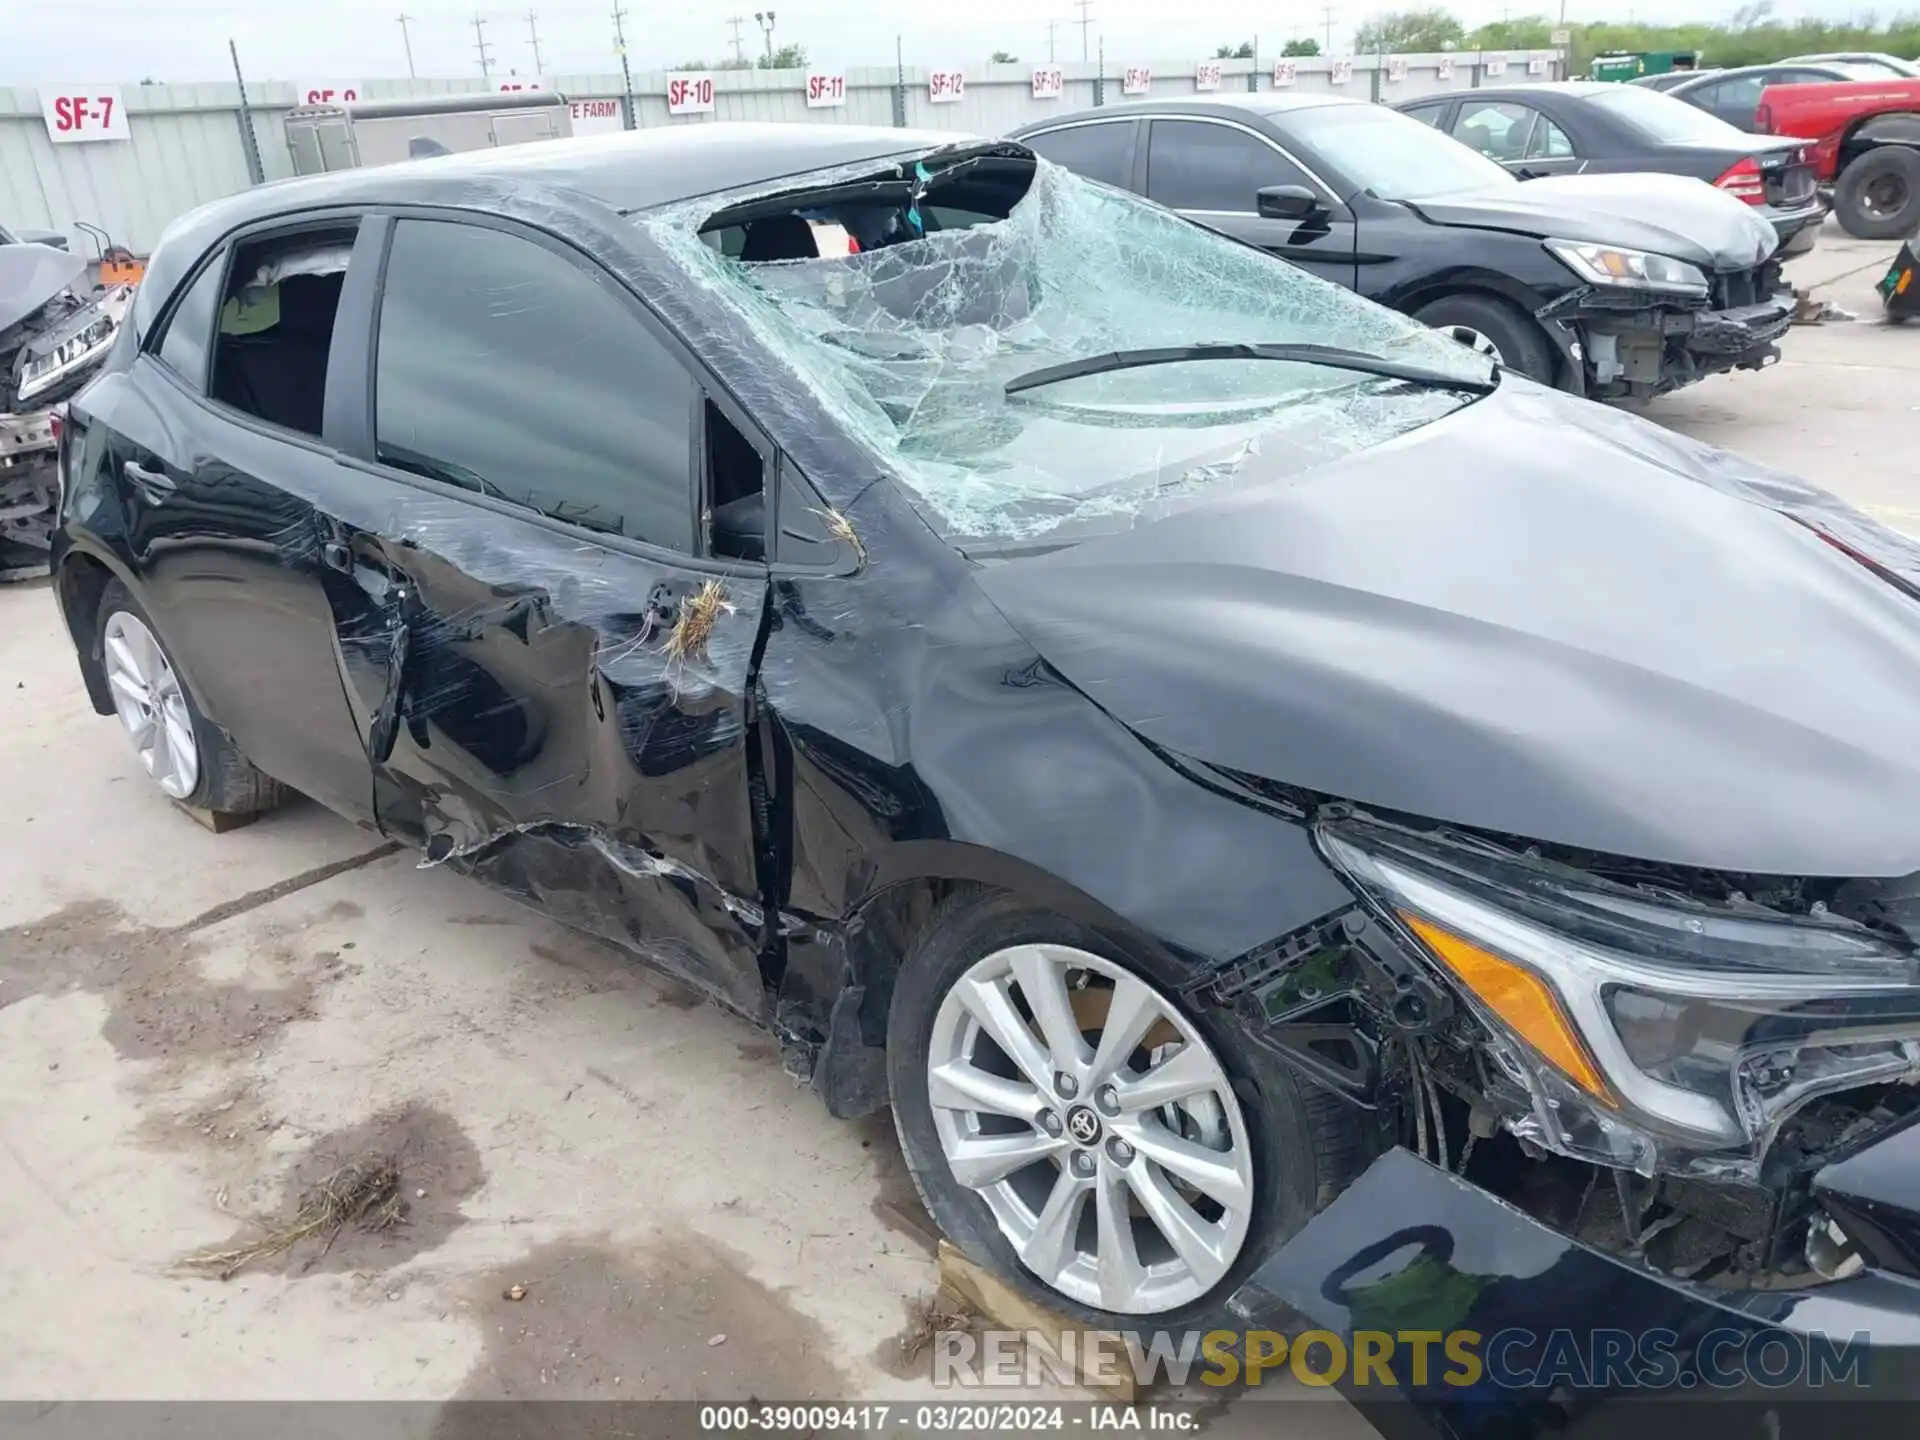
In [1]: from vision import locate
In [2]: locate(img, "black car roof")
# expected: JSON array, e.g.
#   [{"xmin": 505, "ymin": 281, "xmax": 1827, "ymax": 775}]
[
  {"xmin": 1011, "ymin": 92, "xmax": 1359, "ymax": 129},
  {"xmin": 135, "ymin": 121, "xmax": 959, "ymax": 341}
]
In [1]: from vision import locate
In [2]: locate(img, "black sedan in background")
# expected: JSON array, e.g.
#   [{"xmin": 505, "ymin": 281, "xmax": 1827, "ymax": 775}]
[
  {"xmin": 1661, "ymin": 60, "xmax": 1872, "ymax": 130},
  {"xmin": 1012, "ymin": 94, "xmax": 1790, "ymax": 399},
  {"xmin": 1395, "ymin": 81, "xmax": 1825, "ymax": 253}
]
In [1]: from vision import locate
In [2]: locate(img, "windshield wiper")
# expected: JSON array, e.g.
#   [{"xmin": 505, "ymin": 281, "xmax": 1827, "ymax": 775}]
[{"xmin": 1003, "ymin": 342, "xmax": 1496, "ymax": 397}]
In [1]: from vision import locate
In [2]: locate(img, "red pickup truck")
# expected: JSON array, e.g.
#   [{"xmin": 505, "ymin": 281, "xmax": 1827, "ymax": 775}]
[{"xmin": 1756, "ymin": 77, "xmax": 1920, "ymax": 238}]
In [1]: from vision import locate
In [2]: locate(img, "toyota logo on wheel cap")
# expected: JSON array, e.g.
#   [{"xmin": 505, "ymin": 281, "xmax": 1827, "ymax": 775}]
[{"xmin": 1065, "ymin": 1105, "xmax": 1102, "ymax": 1145}]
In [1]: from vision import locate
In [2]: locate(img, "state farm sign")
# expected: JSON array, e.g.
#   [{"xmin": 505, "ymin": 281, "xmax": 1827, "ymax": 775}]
[
  {"xmin": 805, "ymin": 73, "xmax": 846, "ymax": 108},
  {"xmin": 568, "ymin": 97, "xmax": 625, "ymax": 135},
  {"xmin": 666, "ymin": 72, "xmax": 716, "ymax": 114},
  {"xmin": 299, "ymin": 82, "xmax": 361, "ymax": 106},
  {"xmin": 42, "ymin": 86, "xmax": 130, "ymax": 143}
]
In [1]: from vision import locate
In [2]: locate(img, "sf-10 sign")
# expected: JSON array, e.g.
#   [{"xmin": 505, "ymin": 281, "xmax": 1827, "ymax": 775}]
[
  {"xmin": 667, "ymin": 72, "xmax": 716, "ymax": 114},
  {"xmin": 299, "ymin": 82, "xmax": 361, "ymax": 106},
  {"xmin": 42, "ymin": 86, "xmax": 130, "ymax": 143},
  {"xmin": 806, "ymin": 73, "xmax": 846, "ymax": 107}
]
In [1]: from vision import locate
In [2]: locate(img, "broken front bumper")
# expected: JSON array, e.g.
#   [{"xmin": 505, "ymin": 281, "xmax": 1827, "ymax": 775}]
[
  {"xmin": 1229, "ymin": 1147, "xmax": 1920, "ymax": 1436},
  {"xmin": 1544, "ymin": 289, "xmax": 1795, "ymax": 401}
]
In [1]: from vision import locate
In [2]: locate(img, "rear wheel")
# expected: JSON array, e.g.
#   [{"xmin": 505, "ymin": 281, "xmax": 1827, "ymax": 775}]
[
  {"xmin": 887, "ymin": 889, "xmax": 1369, "ymax": 1326},
  {"xmin": 96, "ymin": 580, "xmax": 286, "ymax": 815},
  {"xmin": 1834, "ymin": 146, "xmax": 1920, "ymax": 241},
  {"xmin": 1414, "ymin": 293, "xmax": 1556, "ymax": 386}
]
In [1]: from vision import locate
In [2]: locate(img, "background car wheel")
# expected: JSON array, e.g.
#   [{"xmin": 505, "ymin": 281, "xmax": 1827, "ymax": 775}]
[
  {"xmin": 887, "ymin": 888, "xmax": 1370, "ymax": 1327},
  {"xmin": 1414, "ymin": 294, "xmax": 1555, "ymax": 386},
  {"xmin": 1833, "ymin": 147, "xmax": 1920, "ymax": 241},
  {"xmin": 96, "ymin": 580, "xmax": 287, "ymax": 816}
]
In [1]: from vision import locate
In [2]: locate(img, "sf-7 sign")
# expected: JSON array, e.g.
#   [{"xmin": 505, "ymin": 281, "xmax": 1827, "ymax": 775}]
[{"xmin": 43, "ymin": 86, "xmax": 129, "ymax": 143}]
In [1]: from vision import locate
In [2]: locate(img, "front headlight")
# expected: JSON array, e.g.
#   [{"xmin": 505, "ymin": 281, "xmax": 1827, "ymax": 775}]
[
  {"xmin": 1545, "ymin": 238, "xmax": 1710, "ymax": 297},
  {"xmin": 1320, "ymin": 820, "xmax": 1920, "ymax": 1179}
]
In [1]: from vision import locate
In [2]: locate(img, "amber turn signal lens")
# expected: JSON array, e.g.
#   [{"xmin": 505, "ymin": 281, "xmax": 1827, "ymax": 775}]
[{"xmin": 1401, "ymin": 911, "xmax": 1616, "ymax": 1106}]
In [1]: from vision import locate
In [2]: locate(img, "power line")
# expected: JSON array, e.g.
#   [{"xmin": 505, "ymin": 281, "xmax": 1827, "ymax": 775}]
[
  {"xmin": 472, "ymin": 12, "xmax": 494, "ymax": 78},
  {"xmin": 526, "ymin": 9, "xmax": 544, "ymax": 71},
  {"xmin": 727, "ymin": 14, "xmax": 747, "ymax": 65},
  {"xmin": 1073, "ymin": 0, "xmax": 1093, "ymax": 62},
  {"xmin": 396, "ymin": 12, "xmax": 416, "ymax": 77}
]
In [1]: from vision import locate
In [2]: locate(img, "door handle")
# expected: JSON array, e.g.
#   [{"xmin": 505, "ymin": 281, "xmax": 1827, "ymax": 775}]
[{"xmin": 123, "ymin": 460, "xmax": 176, "ymax": 500}]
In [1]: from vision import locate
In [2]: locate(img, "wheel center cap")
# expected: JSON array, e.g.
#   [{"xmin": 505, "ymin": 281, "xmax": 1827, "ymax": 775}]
[{"xmin": 1065, "ymin": 1104, "xmax": 1102, "ymax": 1146}]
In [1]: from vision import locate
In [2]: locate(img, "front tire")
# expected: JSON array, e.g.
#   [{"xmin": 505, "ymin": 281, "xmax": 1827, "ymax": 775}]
[
  {"xmin": 96, "ymin": 580, "xmax": 287, "ymax": 816},
  {"xmin": 886, "ymin": 889, "xmax": 1368, "ymax": 1327},
  {"xmin": 1834, "ymin": 146, "xmax": 1920, "ymax": 241},
  {"xmin": 1414, "ymin": 293, "xmax": 1556, "ymax": 386}
]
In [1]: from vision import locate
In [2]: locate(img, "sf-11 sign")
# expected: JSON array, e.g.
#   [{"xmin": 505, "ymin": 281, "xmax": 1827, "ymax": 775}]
[
  {"xmin": 1032, "ymin": 66, "xmax": 1065, "ymax": 99},
  {"xmin": 42, "ymin": 86, "xmax": 130, "ymax": 143},
  {"xmin": 667, "ymin": 73, "xmax": 716, "ymax": 114},
  {"xmin": 805, "ymin": 73, "xmax": 846, "ymax": 107}
]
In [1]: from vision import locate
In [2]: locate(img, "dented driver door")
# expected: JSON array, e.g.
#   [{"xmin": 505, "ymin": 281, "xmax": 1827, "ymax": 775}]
[{"xmin": 321, "ymin": 213, "xmax": 772, "ymax": 1016}]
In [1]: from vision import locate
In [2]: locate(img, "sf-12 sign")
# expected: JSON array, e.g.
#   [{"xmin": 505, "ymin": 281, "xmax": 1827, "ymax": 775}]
[
  {"xmin": 42, "ymin": 85, "xmax": 130, "ymax": 143},
  {"xmin": 568, "ymin": 97, "xmax": 624, "ymax": 135},
  {"xmin": 1195, "ymin": 60, "xmax": 1222, "ymax": 91},
  {"xmin": 1329, "ymin": 58, "xmax": 1354, "ymax": 84},
  {"xmin": 667, "ymin": 72, "xmax": 716, "ymax": 114},
  {"xmin": 928, "ymin": 69, "xmax": 965, "ymax": 102},
  {"xmin": 299, "ymin": 82, "xmax": 361, "ymax": 106},
  {"xmin": 1122, "ymin": 66, "xmax": 1151, "ymax": 94},
  {"xmin": 1271, "ymin": 59, "xmax": 1297, "ymax": 86},
  {"xmin": 1031, "ymin": 65, "xmax": 1065, "ymax": 99},
  {"xmin": 1386, "ymin": 56, "xmax": 1408, "ymax": 82},
  {"xmin": 805, "ymin": 73, "xmax": 846, "ymax": 107}
]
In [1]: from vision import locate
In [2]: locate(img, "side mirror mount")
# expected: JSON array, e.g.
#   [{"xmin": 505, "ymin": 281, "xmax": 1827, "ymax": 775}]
[{"xmin": 1256, "ymin": 184, "xmax": 1322, "ymax": 220}]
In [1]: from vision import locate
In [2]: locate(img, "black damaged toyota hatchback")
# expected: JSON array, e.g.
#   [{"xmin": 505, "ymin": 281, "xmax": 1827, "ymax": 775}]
[{"xmin": 50, "ymin": 123, "xmax": 1920, "ymax": 1428}]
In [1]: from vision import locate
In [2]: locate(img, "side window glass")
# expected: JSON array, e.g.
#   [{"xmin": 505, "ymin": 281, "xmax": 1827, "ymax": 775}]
[
  {"xmin": 1146, "ymin": 121, "xmax": 1310, "ymax": 212},
  {"xmin": 1526, "ymin": 116, "xmax": 1575, "ymax": 159},
  {"xmin": 1024, "ymin": 123, "xmax": 1134, "ymax": 188},
  {"xmin": 374, "ymin": 219, "xmax": 697, "ymax": 552},
  {"xmin": 208, "ymin": 225, "xmax": 358, "ymax": 438},
  {"xmin": 1453, "ymin": 101, "xmax": 1533, "ymax": 161},
  {"xmin": 1402, "ymin": 104, "xmax": 1446, "ymax": 128},
  {"xmin": 154, "ymin": 255, "xmax": 227, "ymax": 392}
]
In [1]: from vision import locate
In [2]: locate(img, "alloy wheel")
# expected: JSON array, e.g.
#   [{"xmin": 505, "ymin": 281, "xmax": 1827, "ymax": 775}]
[
  {"xmin": 1443, "ymin": 325, "xmax": 1505, "ymax": 365},
  {"xmin": 1865, "ymin": 172, "xmax": 1912, "ymax": 221},
  {"xmin": 102, "ymin": 610, "xmax": 200, "ymax": 800},
  {"xmin": 926, "ymin": 944, "xmax": 1255, "ymax": 1314}
]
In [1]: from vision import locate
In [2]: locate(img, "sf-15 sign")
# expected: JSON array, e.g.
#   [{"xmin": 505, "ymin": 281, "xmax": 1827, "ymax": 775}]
[{"xmin": 42, "ymin": 86, "xmax": 130, "ymax": 143}]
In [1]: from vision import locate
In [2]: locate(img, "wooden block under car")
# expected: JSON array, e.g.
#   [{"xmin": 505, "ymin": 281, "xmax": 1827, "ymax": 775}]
[
  {"xmin": 936, "ymin": 1240, "xmax": 1137, "ymax": 1402},
  {"xmin": 172, "ymin": 801, "xmax": 260, "ymax": 833}
]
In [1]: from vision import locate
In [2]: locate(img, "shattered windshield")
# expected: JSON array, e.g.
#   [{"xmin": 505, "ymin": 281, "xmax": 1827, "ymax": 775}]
[{"xmin": 643, "ymin": 149, "xmax": 1491, "ymax": 550}]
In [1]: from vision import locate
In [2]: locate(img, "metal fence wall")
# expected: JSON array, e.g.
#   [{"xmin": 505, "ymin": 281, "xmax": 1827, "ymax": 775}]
[{"xmin": 1, "ymin": 51, "xmax": 1561, "ymax": 255}]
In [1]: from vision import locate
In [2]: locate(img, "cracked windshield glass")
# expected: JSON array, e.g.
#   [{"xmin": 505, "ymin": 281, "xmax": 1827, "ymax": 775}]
[{"xmin": 646, "ymin": 153, "xmax": 1493, "ymax": 550}]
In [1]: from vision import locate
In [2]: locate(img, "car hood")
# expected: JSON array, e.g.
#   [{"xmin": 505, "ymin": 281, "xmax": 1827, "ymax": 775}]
[
  {"xmin": 0, "ymin": 243, "xmax": 86, "ymax": 336},
  {"xmin": 974, "ymin": 377, "xmax": 1920, "ymax": 878},
  {"xmin": 1405, "ymin": 173, "xmax": 1779, "ymax": 269}
]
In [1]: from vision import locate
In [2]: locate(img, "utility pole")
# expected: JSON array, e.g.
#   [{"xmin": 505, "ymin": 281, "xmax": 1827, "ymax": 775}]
[
  {"xmin": 396, "ymin": 12, "xmax": 417, "ymax": 78},
  {"xmin": 229, "ymin": 39, "xmax": 264, "ymax": 185},
  {"xmin": 1321, "ymin": 4, "xmax": 1337, "ymax": 52},
  {"xmin": 526, "ymin": 11, "xmax": 545, "ymax": 72},
  {"xmin": 612, "ymin": 2, "xmax": 636, "ymax": 127},
  {"xmin": 1046, "ymin": 19, "xmax": 1058, "ymax": 62},
  {"xmin": 473, "ymin": 14, "xmax": 494, "ymax": 80},
  {"xmin": 727, "ymin": 14, "xmax": 748, "ymax": 65},
  {"xmin": 1074, "ymin": 0, "xmax": 1093, "ymax": 61},
  {"xmin": 754, "ymin": 10, "xmax": 776, "ymax": 62}
]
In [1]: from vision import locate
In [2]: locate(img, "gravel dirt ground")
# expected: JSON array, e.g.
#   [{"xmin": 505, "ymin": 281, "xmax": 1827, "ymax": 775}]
[{"xmin": 0, "ymin": 221, "xmax": 1908, "ymax": 1428}]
